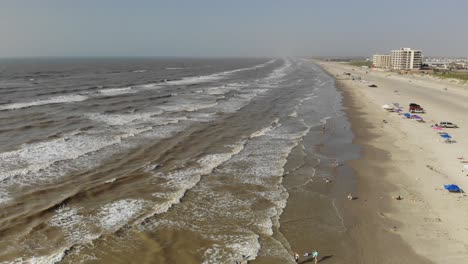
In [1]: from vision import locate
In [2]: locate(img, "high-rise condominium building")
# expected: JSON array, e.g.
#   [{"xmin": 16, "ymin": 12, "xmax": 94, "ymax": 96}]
[
  {"xmin": 372, "ymin": 54, "xmax": 391, "ymax": 68},
  {"xmin": 390, "ymin": 48, "xmax": 423, "ymax": 70}
]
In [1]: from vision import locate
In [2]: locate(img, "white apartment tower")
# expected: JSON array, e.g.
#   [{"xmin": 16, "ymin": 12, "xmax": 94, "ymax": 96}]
[
  {"xmin": 372, "ymin": 54, "xmax": 391, "ymax": 68},
  {"xmin": 390, "ymin": 48, "xmax": 423, "ymax": 70}
]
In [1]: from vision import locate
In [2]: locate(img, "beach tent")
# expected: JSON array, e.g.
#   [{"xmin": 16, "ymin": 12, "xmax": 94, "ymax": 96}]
[
  {"xmin": 403, "ymin": 113, "xmax": 411, "ymax": 118},
  {"xmin": 382, "ymin": 105, "xmax": 394, "ymax": 111},
  {"xmin": 411, "ymin": 115, "xmax": 424, "ymax": 122},
  {"xmin": 444, "ymin": 184, "xmax": 461, "ymax": 192}
]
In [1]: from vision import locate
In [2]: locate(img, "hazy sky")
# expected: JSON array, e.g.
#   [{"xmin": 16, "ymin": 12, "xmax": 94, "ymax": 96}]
[{"xmin": 1, "ymin": 0, "xmax": 467, "ymax": 57}]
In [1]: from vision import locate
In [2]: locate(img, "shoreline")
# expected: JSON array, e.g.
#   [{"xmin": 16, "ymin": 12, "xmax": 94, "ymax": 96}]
[
  {"xmin": 317, "ymin": 60, "xmax": 468, "ymax": 263},
  {"xmin": 336, "ymin": 80, "xmax": 431, "ymax": 263},
  {"xmin": 271, "ymin": 60, "xmax": 426, "ymax": 264}
]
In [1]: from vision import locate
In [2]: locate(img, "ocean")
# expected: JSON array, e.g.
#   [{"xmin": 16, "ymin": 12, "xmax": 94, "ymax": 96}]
[{"xmin": 0, "ymin": 58, "xmax": 357, "ymax": 263}]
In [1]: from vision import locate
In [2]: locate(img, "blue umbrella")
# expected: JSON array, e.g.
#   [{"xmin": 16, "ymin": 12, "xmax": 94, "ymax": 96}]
[{"xmin": 403, "ymin": 113, "xmax": 411, "ymax": 118}]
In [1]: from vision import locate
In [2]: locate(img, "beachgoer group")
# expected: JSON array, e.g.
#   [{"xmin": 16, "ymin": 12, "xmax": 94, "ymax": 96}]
[{"xmin": 294, "ymin": 250, "xmax": 318, "ymax": 263}]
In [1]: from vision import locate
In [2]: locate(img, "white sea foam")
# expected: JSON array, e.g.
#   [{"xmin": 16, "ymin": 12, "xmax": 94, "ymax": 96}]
[
  {"xmin": 288, "ymin": 111, "xmax": 298, "ymax": 117},
  {"xmin": 48, "ymin": 206, "xmax": 98, "ymax": 245},
  {"xmin": 263, "ymin": 59, "xmax": 291, "ymax": 82},
  {"xmin": 98, "ymin": 87, "xmax": 136, "ymax": 96},
  {"xmin": 158, "ymin": 102, "xmax": 218, "ymax": 113},
  {"xmin": 86, "ymin": 112, "xmax": 160, "ymax": 126},
  {"xmin": 27, "ymin": 200, "xmax": 145, "ymax": 264},
  {"xmin": 0, "ymin": 118, "xmax": 184, "ymax": 188},
  {"xmin": 298, "ymin": 94, "xmax": 315, "ymax": 103},
  {"xmin": 249, "ymin": 121, "xmax": 279, "ymax": 139},
  {"xmin": 163, "ymin": 60, "xmax": 273, "ymax": 87},
  {"xmin": 139, "ymin": 83, "xmax": 162, "ymax": 90},
  {"xmin": 320, "ymin": 116, "xmax": 332, "ymax": 124},
  {"xmin": 97, "ymin": 199, "xmax": 146, "ymax": 231},
  {"xmin": 139, "ymin": 141, "xmax": 246, "ymax": 224},
  {"xmin": 187, "ymin": 112, "xmax": 217, "ymax": 121},
  {"xmin": 104, "ymin": 178, "xmax": 116, "ymax": 183},
  {"xmin": 206, "ymin": 59, "xmax": 289, "ymax": 116},
  {"xmin": 204, "ymin": 86, "xmax": 233, "ymax": 95},
  {"xmin": 202, "ymin": 233, "xmax": 260, "ymax": 264},
  {"xmin": 0, "ymin": 95, "xmax": 88, "ymax": 111},
  {"xmin": 201, "ymin": 118, "xmax": 311, "ymax": 262},
  {"xmin": 4, "ymin": 251, "xmax": 67, "ymax": 264},
  {"xmin": 164, "ymin": 75, "xmax": 224, "ymax": 86},
  {"xmin": 0, "ymin": 190, "xmax": 12, "ymax": 204},
  {"xmin": 144, "ymin": 120, "xmax": 305, "ymax": 264},
  {"xmin": 0, "ymin": 134, "xmax": 122, "ymax": 183}
]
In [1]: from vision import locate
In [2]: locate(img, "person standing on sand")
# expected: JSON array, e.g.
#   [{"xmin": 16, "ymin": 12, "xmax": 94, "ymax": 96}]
[
  {"xmin": 294, "ymin": 251, "xmax": 300, "ymax": 262},
  {"xmin": 303, "ymin": 251, "xmax": 319, "ymax": 264},
  {"xmin": 312, "ymin": 250, "xmax": 318, "ymax": 264}
]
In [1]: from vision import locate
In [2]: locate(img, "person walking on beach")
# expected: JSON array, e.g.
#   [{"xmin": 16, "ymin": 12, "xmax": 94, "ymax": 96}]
[
  {"xmin": 303, "ymin": 251, "xmax": 319, "ymax": 264},
  {"xmin": 312, "ymin": 250, "xmax": 318, "ymax": 264},
  {"xmin": 294, "ymin": 251, "xmax": 300, "ymax": 263}
]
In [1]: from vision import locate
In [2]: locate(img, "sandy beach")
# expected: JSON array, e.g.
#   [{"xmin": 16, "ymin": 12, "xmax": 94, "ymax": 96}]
[{"xmin": 318, "ymin": 61, "xmax": 468, "ymax": 263}]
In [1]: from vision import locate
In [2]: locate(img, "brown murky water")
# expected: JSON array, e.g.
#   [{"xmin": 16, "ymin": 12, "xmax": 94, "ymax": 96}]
[{"xmin": 0, "ymin": 58, "xmax": 356, "ymax": 263}]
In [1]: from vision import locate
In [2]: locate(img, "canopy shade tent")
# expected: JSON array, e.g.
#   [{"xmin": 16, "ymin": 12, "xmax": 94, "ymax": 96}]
[
  {"xmin": 444, "ymin": 184, "xmax": 461, "ymax": 192},
  {"xmin": 382, "ymin": 105, "xmax": 394, "ymax": 111}
]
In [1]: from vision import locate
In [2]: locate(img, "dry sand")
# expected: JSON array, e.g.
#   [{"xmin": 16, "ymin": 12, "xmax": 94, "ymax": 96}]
[{"xmin": 318, "ymin": 61, "xmax": 468, "ymax": 263}]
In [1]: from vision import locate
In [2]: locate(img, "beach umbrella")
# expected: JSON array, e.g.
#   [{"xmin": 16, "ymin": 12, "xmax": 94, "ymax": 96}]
[
  {"xmin": 392, "ymin": 103, "xmax": 400, "ymax": 108},
  {"xmin": 395, "ymin": 109, "xmax": 403, "ymax": 113},
  {"xmin": 432, "ymin": 126, "xmax": 444, "ymax": 131},
  {"xmin": 411, "ymin": 115, "xmax": 422, "ymax": 119},
  {"xmin": 403, "ymin": 113, "xmax": 411, "ymax": 118}
]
